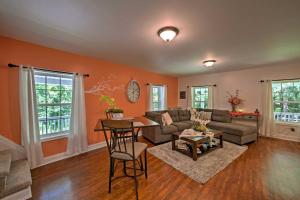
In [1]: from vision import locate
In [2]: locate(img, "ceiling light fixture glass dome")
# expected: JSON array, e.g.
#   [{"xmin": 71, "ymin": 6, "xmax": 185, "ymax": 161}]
[
  {"xmin": 203, "ymin": 60, "xmax": 216, "ymax": 67},
  {"xmin": 157, "ymin": 26, "xmax": 179, "ymax": 42}
]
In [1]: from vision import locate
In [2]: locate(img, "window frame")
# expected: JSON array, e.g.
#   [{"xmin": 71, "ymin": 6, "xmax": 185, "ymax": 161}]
[
  {"xmin": 272, "ymin": 79, "xmax": 300, "ymax": 124},
  {"xmin": 191, "ymin": 86, "xmax": 209, "ymax": 109},
  {"xmin": 34, "ymin": 70, "xmax": 74, "ymax": 139}
]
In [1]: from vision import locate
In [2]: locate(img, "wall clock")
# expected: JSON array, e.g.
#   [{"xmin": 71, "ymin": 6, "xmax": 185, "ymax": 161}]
[{"xmin": 127, "ymin": 80, "xmax": 140, "ymax": 103}]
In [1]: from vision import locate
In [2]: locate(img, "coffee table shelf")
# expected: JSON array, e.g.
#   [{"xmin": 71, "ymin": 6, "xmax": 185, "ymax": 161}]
[{"xmin": 171, "ymin": 129, "xmax": 223, "ymax": 161}]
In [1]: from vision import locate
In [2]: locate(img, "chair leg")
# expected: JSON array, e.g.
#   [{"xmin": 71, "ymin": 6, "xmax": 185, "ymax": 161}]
[
  {"xmin": 111, "ymin": 158, "xmax": 115, "ymax": 176},
  {"xmin": 139, "ymin": 156, "xmax": 144, "ymax": 171},
  {"xmin": 123, "ymin": 161, "xmax": 127, "ymax": 176},
  {"xmin": 133, "ymin": 159, "xmax": 139, "ymax": 200},
  {"xmin": 109, "ymin": 158, "xmax": 113, "ymax": 193},
  {"xmin": 144, "ymin": 150, "xmax": 148, "ymax": 179}
]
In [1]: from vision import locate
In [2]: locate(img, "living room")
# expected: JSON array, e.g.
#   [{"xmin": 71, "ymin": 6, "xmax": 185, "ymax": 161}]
[{"xmin": 0, "ymin": 1, "xmax": 299, "ymax": 200}]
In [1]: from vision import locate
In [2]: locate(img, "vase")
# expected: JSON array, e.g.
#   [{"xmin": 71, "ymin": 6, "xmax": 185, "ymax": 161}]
[{"xmin": 231, "ymin": 104, "xmax": 237, "ymax": 112}]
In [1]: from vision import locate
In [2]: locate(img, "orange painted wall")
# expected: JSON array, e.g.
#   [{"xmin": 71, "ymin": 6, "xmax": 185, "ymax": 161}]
[{"xmin": 0, "ymin": 36, "xmax": 178, "ymax": 156}]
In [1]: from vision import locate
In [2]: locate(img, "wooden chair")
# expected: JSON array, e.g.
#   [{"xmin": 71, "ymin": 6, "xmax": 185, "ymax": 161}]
[
  {"xmin": 101, "ymin": 119, "xmax": 148, "ymax": 200},
  {"xmin": 105, "ymin": 109, "xmax": 138, "ymax": 141},
  {"xmin": 105, "ymin": 109, "xmax": 124, "ymax": 119}
]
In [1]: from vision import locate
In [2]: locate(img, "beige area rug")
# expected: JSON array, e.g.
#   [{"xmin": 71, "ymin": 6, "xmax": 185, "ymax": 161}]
[{"xmin": 148, "ymin": 141, "xmax": 247, "ymax": 184}]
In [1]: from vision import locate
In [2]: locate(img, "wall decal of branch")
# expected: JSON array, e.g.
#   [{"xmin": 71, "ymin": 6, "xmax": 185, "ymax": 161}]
[{"xmin": 85, "ymin": 74, "xmax": 124, "ymax": 96}]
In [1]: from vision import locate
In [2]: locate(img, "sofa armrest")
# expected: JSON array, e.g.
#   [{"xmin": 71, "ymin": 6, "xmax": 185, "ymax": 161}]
[{"xmin": 142, "ymin": 126, "xmax": 163, "ymax": 143}]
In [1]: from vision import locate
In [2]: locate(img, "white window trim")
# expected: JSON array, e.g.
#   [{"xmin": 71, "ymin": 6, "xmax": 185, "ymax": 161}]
[
  {"xmin": 191, "ymin": 86, "xmax": 209, "ymax": 109},
  {"xmin": 272, "ymin": 79, "xmax": 300, "ymax": 123},
  {"xmin": 150, "ymin": 85, "xmax": 167, "ymax": 111},
  {"xmin": 34, "ymin": 70, "xmax": 74, "ymax": 139},
  {"xmin": 40, "ymin": 133, "xmax": 69, "ymax": 142}
]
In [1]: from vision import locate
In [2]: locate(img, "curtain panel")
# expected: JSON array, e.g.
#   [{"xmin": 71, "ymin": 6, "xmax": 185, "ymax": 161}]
[
  {"xmin": 147, "ymin": 84, "xmax": 154, "ymax": 111},
  {"xmin": 208, "ymin": 86, "xmax": 214, "ymax": 109},
  {"xmin": 67, "ymin": 74, "xmax": 88, "ymax": 154},
  {"xmin": 19, "ymin": 66, "xmax": 44, "ymax": 169},
  {"xmin": 260, "ymin": 80, "xmax": 275, "ymax": 137}
]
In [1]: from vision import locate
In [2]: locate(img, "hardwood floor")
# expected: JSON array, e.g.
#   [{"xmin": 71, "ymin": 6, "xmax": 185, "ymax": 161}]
[{"xmin": 30, "ymin": 137, "xmax": 300, "ymax": 200}]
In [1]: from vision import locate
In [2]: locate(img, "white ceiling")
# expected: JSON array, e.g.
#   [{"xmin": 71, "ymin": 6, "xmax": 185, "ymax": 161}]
[{"xmin": 0, "ymin": 0, "xmax": 300, "ymax": 76}]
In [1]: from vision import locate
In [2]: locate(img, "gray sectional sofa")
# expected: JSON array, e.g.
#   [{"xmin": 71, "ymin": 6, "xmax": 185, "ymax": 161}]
[{"xmin": 143, "ymin": 108, "xmax": 258, "ymax": 145}]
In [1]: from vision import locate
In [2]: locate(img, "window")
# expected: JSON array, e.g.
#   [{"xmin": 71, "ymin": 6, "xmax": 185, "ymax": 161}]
[
  {"xmin": 34, "ymin": 71, "xmax": 74, "ymax": 139},
  {"xmin": 272, "ymin": 80, "xmax": 300, "ymax": 123},
  {"xmin": 151, "ymin": 85, "xmax": 166, "ymax": 111},
  {"xmin": 191, "ymin": 86, "xmax": 209, "ymax": 109}
]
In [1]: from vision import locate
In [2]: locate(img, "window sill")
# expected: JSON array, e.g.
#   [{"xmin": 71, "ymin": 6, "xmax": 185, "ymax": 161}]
[
  {"xmin": 274, "ymin": 121, "xmax": 300, "ymax": 127},
  {"xmin": 40, "ymin": 134, "xmax": 69, "ymax": 142}
]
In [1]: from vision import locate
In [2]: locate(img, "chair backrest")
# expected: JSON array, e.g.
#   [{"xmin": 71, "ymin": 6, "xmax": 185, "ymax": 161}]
[
  {"xmin": 101, "ymin": 119, "xmax": 135, "ymax": 159},
  {"xmin": 105, "ymin": 109, "xmax": 124, "ymax": 119}
]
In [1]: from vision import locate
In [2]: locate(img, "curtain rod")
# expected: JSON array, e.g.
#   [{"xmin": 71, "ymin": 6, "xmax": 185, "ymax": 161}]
[
  {"xmin": 146, "ymin": 83, "xmax": 168, "ymax": 86},
  {"xmin": 8, "ymin": 63, "xmax": 90, "ymax": 77},
  {"xmin": 260, "ymin": 78, "xmax": 300, "ymax": 83},
  {"xmin": 187, "ymin": 84, "xmax": 217, "ymax": 88}
]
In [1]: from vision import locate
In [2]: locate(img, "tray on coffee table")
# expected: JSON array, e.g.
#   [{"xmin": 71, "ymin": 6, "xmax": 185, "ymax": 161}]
[{"xmin": 171, "ymin": 129, "xmax": 223, "ymax": 161}]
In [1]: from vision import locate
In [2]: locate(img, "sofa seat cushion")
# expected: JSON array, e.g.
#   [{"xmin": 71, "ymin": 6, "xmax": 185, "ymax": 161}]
[
  {"xmin": 181, "ymin": 121, "xmax": 195, "ymax": 126},
  {"xmin": 0, "ymin": 159, "xmax": 32, "ymax": 198},
  {"xmin": 207, "ymin": 121, "xmax": 256, "ymax": 136},
  {"xmin": 161, "ymin": 125, "xmax": 179, "ymax": 135},
  {"xmin": 172, "ymin": 122, "xmax": 193, "ymax": 131},
  {"xmin": 178, "ymin": 110, "xmax": 190, "ymax": 121}
]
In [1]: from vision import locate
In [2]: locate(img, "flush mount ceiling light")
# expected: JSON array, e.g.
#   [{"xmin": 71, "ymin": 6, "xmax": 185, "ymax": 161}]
[
  {"xmin": 157, "ymin": 26, "xmax": 179, "ymax": 42},
  {"xmin": 203, "ymin": 60, "xmax": 216, "ymax": 67}
]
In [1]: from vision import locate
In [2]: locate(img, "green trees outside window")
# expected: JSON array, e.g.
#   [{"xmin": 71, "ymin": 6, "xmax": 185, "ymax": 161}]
[
  {"xmin": 192, "ymin": 87, "xmax": 208, "ymax": 109},
  {"xmin": 272, "ymin": 80, "xmax": 300, "ymax": 122},
  {"xmin": 152, "ymin": 86, "xmax": 162, "ymax": 111},
  {"xmin": 34, "ymin": 73, "xmax": 74, "ymax": 138}
]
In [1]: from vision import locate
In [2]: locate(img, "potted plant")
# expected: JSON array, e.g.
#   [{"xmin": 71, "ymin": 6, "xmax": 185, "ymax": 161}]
[{"xmin": 99, "ymin": 95, "xmax": 123, "ymax": 114}]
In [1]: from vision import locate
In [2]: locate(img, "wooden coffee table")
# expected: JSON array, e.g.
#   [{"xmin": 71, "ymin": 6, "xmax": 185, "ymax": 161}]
[{"xmin": 171, "ymin": 129, "xmax": 223, "ymax": 161}]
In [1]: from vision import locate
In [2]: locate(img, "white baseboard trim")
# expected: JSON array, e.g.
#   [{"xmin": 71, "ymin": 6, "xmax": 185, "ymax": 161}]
[
  {"xmin": 260, "ymin": 135, "xmax": 300, "ymax": 143},
  {"xmin": 37, "ymin": 141, "xmax": 107, "ymax": 168},
  {"xmin": 87, "ymin": 141, "xmax": 107, "ymax": 151},
  {"xmin": 0, "ymin": 186, "xmax": 32, "ymax": 200}
]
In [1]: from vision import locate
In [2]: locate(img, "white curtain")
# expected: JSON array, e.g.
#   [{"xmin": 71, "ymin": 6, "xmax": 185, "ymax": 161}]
[
  {"xmin": 162, "ymin": 85, "xmax": 168, "ymax": 110},
  {"xmin": 19, "ymin": 66, "xmax": 43, "ymax": 169},
  {"xmin": 261, "ymin": 81, "xmax": 275, "ymax": 137},
  {"xmin": 147, "ymin": 84, "xmax": 154, "ymax": 111},
  {"xmin": 147, "ymin": 84, "xmax": 167, "ymax": 111},
  {"xmin": 67, "ymin": 74, "xmax": 88, "ymax": 154},
  {"xmin": 208, "ymin": 86, "xmax": 214, "ymax": 109},
  {"xmin": 187, "ymin": 86, "xmax": 192, "ymax": 108}
]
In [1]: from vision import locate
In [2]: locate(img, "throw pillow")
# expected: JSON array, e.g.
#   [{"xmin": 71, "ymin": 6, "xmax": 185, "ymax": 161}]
[
  {"xmin": 190, "ymin": 108, "xmax": 197, "ymax": 121},
  {"xmin": 162, "ymin": 112, "xmax": 173, "ymax": 126},
  {"xmin": 201, "ymin": 111, "xmax": 212, "ymax": 120}
]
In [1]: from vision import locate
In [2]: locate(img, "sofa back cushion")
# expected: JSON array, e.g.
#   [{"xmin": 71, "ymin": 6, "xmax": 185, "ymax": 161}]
[
  {"xmin": 178, "ymin": 110, "xmax": 190, "ymax": 121},
  {"xmin": 196, "ymin": 108, "xmax": 213, "ymax": 113},
  {"xmin": 145, "ymin": 111, "xmax": 164, "ymax": 126},
  {"xmin": 211, "ymin": 109, "xmax": 232, "ymax": 123},
  {"xmin": 167, "ymin": 110, "xmax": 180, "ymax": 122}
]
